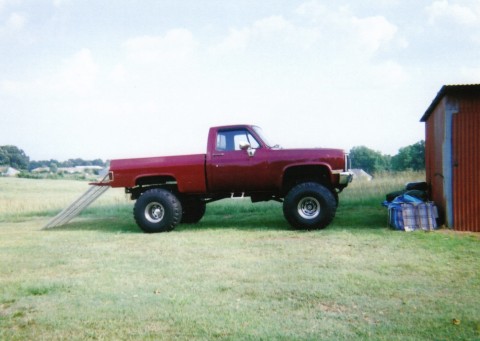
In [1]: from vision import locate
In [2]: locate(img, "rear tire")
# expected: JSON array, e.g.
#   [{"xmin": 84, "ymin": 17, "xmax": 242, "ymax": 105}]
[
  {"xmin": 181, "ymin": 198, "xmax": 206, "ymax": 224},
  {"xmin": 283, "ymin": 182, "xmax": 336, "ymax": 230},
  {"xmin": 133, "ymin": 188, "xmax": 182, "ymax": 233}
]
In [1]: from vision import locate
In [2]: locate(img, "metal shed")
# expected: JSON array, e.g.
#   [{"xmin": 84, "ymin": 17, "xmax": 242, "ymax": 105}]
[{"xmin": 420, "ymin": 84, "xmax": 480, "ymax": 232}]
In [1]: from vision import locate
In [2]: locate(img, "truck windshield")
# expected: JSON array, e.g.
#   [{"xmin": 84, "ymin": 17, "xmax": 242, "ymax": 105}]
[{"xmin": 253, "ymin": 126, "xmax": 278, "ymax": 149}]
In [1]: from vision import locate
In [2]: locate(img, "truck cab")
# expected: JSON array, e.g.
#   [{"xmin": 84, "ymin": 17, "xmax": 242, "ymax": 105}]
[{"xmin": 206, "ymin": 125, "xmax": 351, "ymax": 195}]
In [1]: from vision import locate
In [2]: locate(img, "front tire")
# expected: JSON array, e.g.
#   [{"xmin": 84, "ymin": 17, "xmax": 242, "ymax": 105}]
[
  {"xmin": 283, "ymin": 182, "xmax": 337, "ymax": 230},
  {"xmin": 133, "ymin": 188, "xmax": 182, "ymax": 233}
]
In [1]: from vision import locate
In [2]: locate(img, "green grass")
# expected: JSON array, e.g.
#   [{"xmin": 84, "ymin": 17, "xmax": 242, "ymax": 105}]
[{"xmin": 1, "ymin": 175, "xmax": 479, "ymax": 340}]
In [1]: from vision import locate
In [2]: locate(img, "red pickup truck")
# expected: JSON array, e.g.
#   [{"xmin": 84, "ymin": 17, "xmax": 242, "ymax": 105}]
[{"xmin": 102, "ymin": 125, "xmax": 352, "ymax": 233}]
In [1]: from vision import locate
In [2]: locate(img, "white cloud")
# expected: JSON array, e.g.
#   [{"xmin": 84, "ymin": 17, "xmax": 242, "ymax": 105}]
[
  {"xmin": 352, "ymin": 15, "xmax": 398, "ymax": 52},
  {"xmin": 211, "ymin": 27, "xmax": 250, "ymax": 53},
  {"xmin": 109, "ymin": 63, "xmax": 127, "ymax": 84},
  {"xmin": 56, "ymin": 48, "xmax": 98, "ymax": 96},
  {"xmin": 207, "ymin": 3, "xmax": 408, "ymax": 99},
  {"xmin": 371, "ymin": 60, "xmax": 409, "ymax": 86},
  {"xmin": 213, "ymin": 2, "xmax": 400, "ymax": 59},
  {"xmin": 52, "ymin": 0, "xmax": 67, "ymax": 7},
  {"xmin": 0, "ymin": 0, "xmax": 19, "ymax": 13},
  {"xmin": 0, "ymin": 48, "xmax": 98, "ymax": 98},
  {"xmin": 295, "ymin": 1, "xmax": 328, "ymax": 23},
  {"xmin": 211, "ymin": 16, "xmax": 295, "ymax": 54},
  {"xmin": 6, "ymin": 12, "xmax": 26, "ymax": 30},
  {"xmin": 0, "ymin": 11, "xmax": 27, "ymax": 35},
  {"xmin": 460, "ymin": 66, "xmax": 480, "ymax": 81},
  {"xmin": 0, "ymin": 79, "xmax": 21, "ymax": 94},
  {"xmin": 296, "ymin": 3, "xmax": 400, "ymax": 54},
  {"xmin": 123, "ymin": 29, "xmax": 197, "ymax": 64},
  {"xmin": 211, "ymin": 3, "xmax": 402, "ymax": 61},
  {"xmin": 426, "ymin": 0, "xmax": 479, "ymax": 25},
  {"xmin": 253, "ymin": 15, "xmax": 292, "ymax": 35}
]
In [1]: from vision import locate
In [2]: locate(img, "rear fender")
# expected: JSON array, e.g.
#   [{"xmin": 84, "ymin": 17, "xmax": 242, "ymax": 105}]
[
  {"xmin": 128, "ymin": 175, "xmax": 178, "ymax": 200},
  {"xmin": 135, "ymin": 175, "xmax": 176, "ymax": 188}
]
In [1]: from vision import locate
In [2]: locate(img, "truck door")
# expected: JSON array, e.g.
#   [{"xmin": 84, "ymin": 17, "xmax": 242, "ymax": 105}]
[{"xmin": 207, "ymin": 128, "xmax": 271, "ymax": 192}]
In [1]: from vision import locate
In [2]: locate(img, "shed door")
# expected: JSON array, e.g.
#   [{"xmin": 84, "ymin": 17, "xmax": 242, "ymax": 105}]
[{"xmin": 452, "ymin": 105, "xmax": 480, "ymax": 232}]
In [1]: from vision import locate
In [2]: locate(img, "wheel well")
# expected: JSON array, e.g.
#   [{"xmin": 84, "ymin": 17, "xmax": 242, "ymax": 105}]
[
  {"xmin": 128, "ymin": 176, "xmax": 178, "ymax": 200},
  {"xmin": 136, "ymin": 175, "xmax": 176, "ymax": 187},
  {"xmin": 282, "ymin": 165, "xmax": 331, "ymax": 194}
]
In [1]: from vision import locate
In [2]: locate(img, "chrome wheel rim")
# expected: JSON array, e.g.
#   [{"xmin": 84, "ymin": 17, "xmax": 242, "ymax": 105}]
[
  {"xmin": 297, "ymin": 197, "xmax": 320, "ymax": 219},
  {"xmin": 145, "ymin": 202, "xmax": 165, "ymax": 223}
]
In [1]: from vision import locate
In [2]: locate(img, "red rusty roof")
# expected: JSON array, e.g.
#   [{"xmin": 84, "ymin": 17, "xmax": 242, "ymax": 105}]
[{"xmin": 420, "ymin": 84, "xmax": 480, "ymax": 122}]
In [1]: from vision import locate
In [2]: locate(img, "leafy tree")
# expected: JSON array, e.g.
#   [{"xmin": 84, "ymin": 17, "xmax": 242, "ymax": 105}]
[
  {"xmin": 0, "ymin": 148, "xmax": 9, "ymax": 165},
  {"xmin": 49, "ymin": 162, "xmax": 58, "ymax": 173},
  {"xmin": 29, "ymin": 160, "xmax": 51, "ymax": 171},
  {"xmin": 91, "ymin": 159, "xmax": 104, "ymax": 167},
  {"xmin": 391, "ymin": 140, "xmax": 425, "ymax": 171},
  {"xmin": 29, "ymin": 158, "xmax": 106, "ymax": 170},
  {"xmin": 0, "ymin": 145, "xmax": 30, "ymax": 169},
  {"xmin": 349, "ymin": 146, "xmax": 390, "ymax": 174}
]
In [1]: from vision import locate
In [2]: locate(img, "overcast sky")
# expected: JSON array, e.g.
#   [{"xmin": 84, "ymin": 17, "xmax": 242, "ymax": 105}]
[{"xmin": 1, "ymin": 0, "xmax": 479, "ymax": 161}]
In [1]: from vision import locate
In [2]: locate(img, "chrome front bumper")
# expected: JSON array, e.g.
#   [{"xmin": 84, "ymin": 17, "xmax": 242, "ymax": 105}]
[{"xmin": 339, "ymin": 171, "xmax": 354, "ymax": 185}]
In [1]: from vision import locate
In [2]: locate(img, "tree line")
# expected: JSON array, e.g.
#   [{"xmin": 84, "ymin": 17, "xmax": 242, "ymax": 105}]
[
  {"xmin": 1, "ymin": 141, "xmax": 425, "ymax": 174},
  {"xmin": 0, "ymin": 145, "xmax": 106, "ymax": 171},
  {"xmin": 349, "ymin": 140, "xmax": 425, "ymax": 174}
]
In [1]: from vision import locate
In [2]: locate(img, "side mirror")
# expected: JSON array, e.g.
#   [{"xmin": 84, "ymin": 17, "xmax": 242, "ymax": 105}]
[
  {"xmin": 239, "ymin": 142, "xmax": 256, "ymax": 157},
  {"xmin": 239, "ymin": 142, "xmax": 250, "ymax": 150}
]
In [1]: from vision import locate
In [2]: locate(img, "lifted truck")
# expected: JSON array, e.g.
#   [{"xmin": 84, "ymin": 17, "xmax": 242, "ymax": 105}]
[{"xmin": 96, "ymin": 124, "xmax": 352, "ymax": 233}]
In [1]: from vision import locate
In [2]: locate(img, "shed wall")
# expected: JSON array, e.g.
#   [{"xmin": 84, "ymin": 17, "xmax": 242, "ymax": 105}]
[
  {"xmin": 452, "ymin": 95, "xmax": 480, "ymax": 232},
  {"xmin": 425, "ymin": 99, "xmax": 446, "ymax": 224}
]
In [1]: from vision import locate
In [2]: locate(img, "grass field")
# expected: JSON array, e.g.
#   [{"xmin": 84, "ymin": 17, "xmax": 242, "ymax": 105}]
[{"xmin": 1, "ymin": 174, "xmax": 479, "ymax": 340}]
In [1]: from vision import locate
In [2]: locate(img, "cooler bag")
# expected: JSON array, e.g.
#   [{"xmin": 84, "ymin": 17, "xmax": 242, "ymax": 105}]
[{"xmin": 387, "ymin": 201, "xmax": 438, "ymax": 231}]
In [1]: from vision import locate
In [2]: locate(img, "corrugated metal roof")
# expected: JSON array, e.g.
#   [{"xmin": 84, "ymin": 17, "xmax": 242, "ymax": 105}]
[{"xmin": 420, "ymin": 84, "xmax": 480, "ymax": 122}]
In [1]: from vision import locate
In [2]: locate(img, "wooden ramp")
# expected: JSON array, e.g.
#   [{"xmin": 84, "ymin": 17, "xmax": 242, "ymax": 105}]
[{"xmin": 43, "ymin": 175, "xmax": 110, "ymax": 229}]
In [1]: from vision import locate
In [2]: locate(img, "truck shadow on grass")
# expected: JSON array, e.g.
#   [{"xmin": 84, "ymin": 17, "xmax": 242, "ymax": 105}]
[
  {"xmin": 48, "ymin": 203, "xmax": 388, "ymax": 233},
  {"xmin": 182, "ymin": 202, "xmax": 292, "ymax": 231},
  {"xmin": 185, "ymin": 215, "xmax": 291, "ymax": 231},
  {"xmin": 54, "ymin": 215, "xmax": 292, "ymax": 233},
  {"xmin": 47, "ymin": 201, "xmax": 292, "ymax": 233},
  {"xmin": 192, "ymin": 202, "xmax": 388, "ymax": 232},
  {"xmin": 47, "ymin": 203, "xmax": 291, "ymax": 233},
  {"xmin": 332, "ymin": 204, "xmax": 388, "ymax": 230}
]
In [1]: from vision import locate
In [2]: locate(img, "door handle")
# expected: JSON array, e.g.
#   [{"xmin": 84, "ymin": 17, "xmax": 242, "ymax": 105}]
[{"xmin": 212, "ymin": 153, "xmax": 224, "ymax": 157}]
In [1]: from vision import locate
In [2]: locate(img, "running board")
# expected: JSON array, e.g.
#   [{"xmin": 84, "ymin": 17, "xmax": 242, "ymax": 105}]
[{"xmin": 43, "ymin": 175, "xmax": 110, "ymax": 229}]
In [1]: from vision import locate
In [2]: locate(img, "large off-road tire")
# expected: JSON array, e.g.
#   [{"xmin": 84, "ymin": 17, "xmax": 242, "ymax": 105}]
[
  {"xmin": 181, "ymin": 198, "xmax": 206, "ymax": 224},
  {"xmin": 133, "ymin": 188, "xmax": 182, "ymax": 233},
  {"xmin": 283, "ymin": 182, "xmax": 337, "ymax": 230}
]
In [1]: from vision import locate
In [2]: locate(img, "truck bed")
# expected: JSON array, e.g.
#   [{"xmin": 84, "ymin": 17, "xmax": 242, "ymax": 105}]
[{"xmin": 109, "ymin": 154, "xmax": 207, "ymax": 193}]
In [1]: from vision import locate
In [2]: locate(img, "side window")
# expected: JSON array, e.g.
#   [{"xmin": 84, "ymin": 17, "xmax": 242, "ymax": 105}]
[
  {"xmin": 216, "ymin": 129, "xmax": 260, "ymax": 151},
  {"xmin": 234, "ymin": 132, "xmax": 260, "ymax": 149},
  {"xmin": 216, "ymin": 134, "xmax": 227, "ymax": 150}
]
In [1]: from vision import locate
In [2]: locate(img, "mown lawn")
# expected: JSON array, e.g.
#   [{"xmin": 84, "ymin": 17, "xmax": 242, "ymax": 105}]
[{"xmin": 0, "ymin": 176, "xmax": 479, "ymax": 340}]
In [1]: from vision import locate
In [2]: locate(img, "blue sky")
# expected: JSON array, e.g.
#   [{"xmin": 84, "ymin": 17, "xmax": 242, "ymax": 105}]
[{"xmin": 1, "ymin": 0, "xmax": 479, "ymax": 160}]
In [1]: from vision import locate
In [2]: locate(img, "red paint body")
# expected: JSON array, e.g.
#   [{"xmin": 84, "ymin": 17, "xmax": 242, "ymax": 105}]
[{"xmin": 106, "ymin": 125, "xmax": 351, "ymax": 198}]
